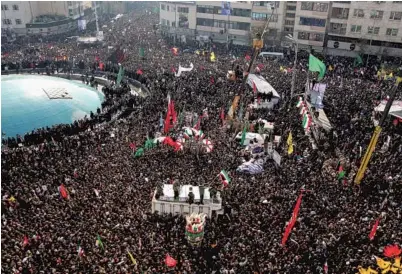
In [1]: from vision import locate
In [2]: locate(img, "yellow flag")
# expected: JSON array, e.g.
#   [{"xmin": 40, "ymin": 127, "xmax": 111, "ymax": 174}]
[
  {"xmin": 389, "ymin": 72, "xmax": 393, "ymax": 78},
  {"xmin": 210, "ymin": 52, "xmax": 216, "ymax": 62},
  {"xmin": 287, "ymin": 132, "xmax": 293, "ymax": 155},
  {"xmin": 195, "ymin": 50, "xmax": 200, "ymax": 55},
  {"xmin": 376, "ymin": 256, "xmax": 391, "ymax": 270},
  {"xmin": 280, "ymin": 66, "xmax": 284, "ymax": 72},
  {"xmin": 8, "ymin": 196, "xmax": 16, "ymax": 203},
  {"xmin": 329, "ymin": 65, "xmax": 333, "ymax": 71},
  {"xmin": 127, "ymin": 251, "xmax": 137, "ymax": 265},
  {"xmin": 357, "ymin": 266, "xmax": 378, "ymax": 274},
  {"xmin": 396, "ymin": 76, "xmax": 402, "ymax": 84}
]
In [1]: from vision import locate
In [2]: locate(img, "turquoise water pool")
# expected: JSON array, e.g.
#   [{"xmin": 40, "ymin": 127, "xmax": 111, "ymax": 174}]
[{"xmin": 1, "ymin": 74, "xmax": 104, "ymax": 138}]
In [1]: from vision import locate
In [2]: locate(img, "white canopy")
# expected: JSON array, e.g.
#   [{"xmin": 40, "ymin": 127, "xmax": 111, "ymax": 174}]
[
  {"xmin": 247, "ymin": 74, "xmax": 280, "ymax": 98},
  {"xmin": 375, "ymin": 100, "xmax": 402, "ymax": 119}
]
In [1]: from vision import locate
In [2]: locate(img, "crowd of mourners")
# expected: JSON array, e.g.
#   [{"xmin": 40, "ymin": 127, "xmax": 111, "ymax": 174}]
[{"xmin": 1, "ymin": 2, "xmax": 402, "ymax": 274}]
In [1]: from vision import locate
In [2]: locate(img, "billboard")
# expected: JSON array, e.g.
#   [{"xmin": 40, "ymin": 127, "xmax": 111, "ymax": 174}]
[{"xmin": 221, "ymin": 1, "xmax": 231, "ymax": 15}]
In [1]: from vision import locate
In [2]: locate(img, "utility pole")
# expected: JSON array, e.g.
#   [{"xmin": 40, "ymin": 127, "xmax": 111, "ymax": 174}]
[
  {"xmin": 243, "ymin": 5, "xmax": 275, "ymax": 84},
  {"xmin": 354, "ymin": 80, "xmax": 400, "ymax": 184},
  {"xmin": 94, "ymin": 1, "xmax": 100, "ymax": 34}
]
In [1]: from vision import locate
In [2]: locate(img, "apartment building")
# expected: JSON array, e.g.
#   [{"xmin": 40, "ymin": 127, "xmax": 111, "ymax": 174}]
[
  {"xmin": 161, "ymin": 1, "xmax": 402, "ymax": 57},
  {"xmin": 1, "ymin": 1, "xmax": 84, "ymax": 36},
  {"xmin": 327, "ymin": 1, "xmax": 402, "ymax": 57}
]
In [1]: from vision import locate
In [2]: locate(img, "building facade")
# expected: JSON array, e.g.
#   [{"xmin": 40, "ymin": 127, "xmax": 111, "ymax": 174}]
[
  {"xmin": 159, "ymin": 1, "xmax": 402, "ymax": 57},
  {"xmin": 1, "ymin": 1, "xmax": 84, "ymax": 36}
]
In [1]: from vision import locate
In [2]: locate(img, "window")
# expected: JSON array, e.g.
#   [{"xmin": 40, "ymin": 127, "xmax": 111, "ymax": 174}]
[
  {"xmin": 15, "ymin": 19, "xmax": 22, "ymax": 25},
  {"xmin": 353, "ymin": 9, "xmax": 364, "ymax": 18},
  {"xmin": 370, "ymin": 10, "xmax": 383, "ymax": 19},
  {"xmin": 286, "ymin": 13, "xmax": 295, "ymax": 18},
  {"xmin": 12, "ymin": 4, "xmax": 18, "ymax": 10},
  {"xmin": 368, "ymin": 26, "xmax": 380, "ymax": 35},
  {"xmin": 1, "ymin": 4, "xmax": 8, "ymax": 10},
  {"xmin": 331, "ymin": 8, "xmax": 349, "ymax": 19},
  {"xmin": 196, "ymin": 18, "xmax": 214, "ymax": 27},
  {"xmin": 196, "ymin": 5, "xmax": 216, "ymax": 14},
  {"xmin": 251, "ymin": 12, "xmax": 278, "ymax": 22},
  {"xmin": 350, "ymin": 25, "xmax": 362, "ymax": 33},
  {"xmin": 330, "ymin": 23, "xmax": 347, "ymax": 35},
  {"xmin": 161, "ymin": 4, "xmax": 165, "ymax": 10},
  {"xmin": 284, "ymin": 27, "xmax": 293, "ymax": 32},
  {"xmin": 301, "ymin": 2, "xmax": 328, "ymax": 12},
  {"xmin": 167, "ymin": 5, "xmax": 169, "ymax": 11},
  {"xmin": 172, "ymin": 21, "xmax": 175, "ymax": 27},
  {"xmin": 287, "ymin": 6, "xmax": 296, "ymax": 11},
  {"xmin": 253, "ymin": 1, "xmax": 279, "ymax": 8},
  {"xmin": 389, "ymin": 11, "xmax": 402, "ymax": 20},
  {"xmin": 167, "ymin": 20, "xmax": 170, "ymax": 26},
  {"xmin": 232, "ymin": 8, "xmax": 251, "ymax": 17},
  {"xmin": 285, "ymin": 20, "xmax": 294, "ymax": 26},
  {"xmin": 386, "ymin": 28, "xmax": 398, "ymax": 36},
  {"xmin": 161, "ymin": 19, "xmax": 166, "ymax": 25},
  {"xmin": 213, "ymin": 20, "xmax": 226, "ymax": 28},
  {"xmin": 178, "ymin": 7, "xmax": 189, "ymax": 13},
  {"xmin": 299, "ymin": 17, "xmax": 326, "ymax": 27},
  {"xmin": 297, "ymin": 32, "xmax": 324, "ymax": 41},
  {"xmin": 2, "ymin": 19, "xmax": 11, "ymax": 25}
]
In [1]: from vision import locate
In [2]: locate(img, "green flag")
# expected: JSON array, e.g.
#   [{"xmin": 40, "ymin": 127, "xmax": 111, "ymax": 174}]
[
  {"xmin": 139, "ymin": 47, "xmax": 145, "ymax": 58},
  {"xmin": 144, "ymin": 138, "xmax": 155, "ymax": 150},
  {"xmin": 96, "ymin": 234, "xmax": 104, "ymax": 250},
  {"xmin": 240, "ymin": 122, "xmax": 248, "ymax": 146},
  {"xmin": 134, "ymin": 147, "xmax": 144, "ymax": 158},
  {"xmin": 309, "ymin": 54, "xmax": 326, "ymax": 81},
  {"xmin": 117, "ymin": 66, "xmax": 124, "ymax": 86},
  {"xmin": 353, "ymin": 55, "xmax": 363, "ymax": 67}
]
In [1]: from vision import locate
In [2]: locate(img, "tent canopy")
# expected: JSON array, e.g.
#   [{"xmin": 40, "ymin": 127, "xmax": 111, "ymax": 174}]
[
  {"xmin": 247, "ymin": 74, "xmax": 280, "ymax": 98},
  {"xmin": 375, "ymin": 100, "xmax": 402, "ymax": 119}
]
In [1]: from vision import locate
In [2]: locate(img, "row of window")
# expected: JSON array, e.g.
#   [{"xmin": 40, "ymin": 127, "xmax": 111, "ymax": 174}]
[
  {"xmin": 299, "ymin": 17, "xmax": 326, "ymax": 27},
  {"xmin": 197, "ymin": 5, "xmax": 252, "ymax": 17},
  {"xmin": 253, "ymin": 2, "xmax": 280, "ymax": 8},
  {"xmin": 196, "ymin": 18, "xmax": 250, "ymax": 31},
  {"xmin": 298, "ymin": 31, "xmax": 324, "ymax": 42},
  {"xmin": 301, "ymin": 2, "xmax": 329, "ymax": 12},
  {"xmin": 1, "ymin": 4, "xmax": 19, "ymax": 11},
  {"xmin": 353, "ymin": 9, "xmax": 402, "ymax": 20},
  {"xmin": 251, "ymin": 12, "xmax": 278, "ymax": 22},
  {"xmin": 2, "ymin": 19, "xmax": 22, "ymax": 25},
  {"xmin": 350, "ymin": 25, "xmax": 399, "ymax": 36},
  {"xmin": 161, "ymin": 4, "xmax": 189, "ymax": 13}
]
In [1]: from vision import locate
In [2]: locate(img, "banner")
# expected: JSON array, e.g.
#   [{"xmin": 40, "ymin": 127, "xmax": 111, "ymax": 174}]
[
  {"xmin": 310, "ymin": 83, "xmax": 326, "ymax": 109},
  {"xmin": 228, "ymin": 96, "xmax": 240, "ymax": 119},
  {"xmin": 175, "ymin": 63, "xmax": 194, "ymax": 77},
  {"xmin": 221, "ymin": 1, "xmax": 231, "ymax": 15}
]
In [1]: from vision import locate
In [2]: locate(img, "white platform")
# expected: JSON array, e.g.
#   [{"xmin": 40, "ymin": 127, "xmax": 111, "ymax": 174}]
[{"xmin": 152, "ymin": 184, "xmax": 222, "ymax": 218}]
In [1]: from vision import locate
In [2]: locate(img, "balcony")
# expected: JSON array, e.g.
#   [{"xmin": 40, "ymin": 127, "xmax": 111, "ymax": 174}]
[{"xmin": 329, "ymin": 23, "xmax": 347, "ymax": 35}]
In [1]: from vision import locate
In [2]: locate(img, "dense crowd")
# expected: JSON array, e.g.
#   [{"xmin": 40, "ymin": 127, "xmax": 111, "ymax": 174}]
[{"xmin": 2, "ymin": 3, "xmax": 402, "ymax": 274}]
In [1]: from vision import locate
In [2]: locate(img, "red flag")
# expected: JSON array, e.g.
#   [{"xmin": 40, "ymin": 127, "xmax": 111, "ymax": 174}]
[
  {"xmin": 136, "ymin": 69, "xmax": 143, "ymax": 75},
  {"xmin": 165, "ymin": 254, "xmax": 177, "ymax": 267},
  {"xmin": 23, "ymin": 235, "xmax": 29, "ymax": 247},
  {"xmin": 383, "ymin": 244, "xmax": 402, "ymax": 258},
  {"xmin": 129, "ymin": 143, "xmax": 136, "ymax": 151},
  {"xmin": 220, "ymin": 107, "xmax": 225, "ymax": 125},
  {"xmin": 99, "ymin": 62, "xmax": 104, "ymax": 70},
  {"xmin": 253, "ymin": 81, "xmax": 257, "ymax": 94},
  {"xmin": 257, "ymin": 63, "xmax": 264, "ymax": 70},
  {"xmin": 59, "ymin": 184, "xmax": 69, "ymax": 199},
  {"xmin": 369, "ymin": 218, "xmax": 380, "ymax": 240},
  {"xmin": 281, "ymin": 193, "xmax": 303, "ymax": 246},
  {"xmin": 257, "ymin": 97, "xmax": 261, "ymax": 104},
  {"xmin": 164, "ymin": 100, "xmax": 172, "ymax": 133},
  {"xmin": 210, "ymin": 76, "xmax": 215, "ymax": 84},
  {"xmin": 95, "ymin": 56, "xmax": 100, "ymax": 62},
  {"xmin": 245, "ymin": 54, "xmax": 251, "ymax": 61},
  {"xmin": 171, "ymin": 47, "xmax": 178, "ymax": 56},
  {"xmin": 324, "ymin": 261, "xmax": 328, "ymax": 274},
  {"xmin": 171, "ymin": 66, "xmax": 176, "ymax": 73},
  {"xmin": 170, "ymin": 101, "xmax": 177, "ymax": 124}
]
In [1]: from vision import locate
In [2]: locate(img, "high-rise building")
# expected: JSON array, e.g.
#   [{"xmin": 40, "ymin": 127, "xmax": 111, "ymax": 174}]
[
  {"xmin": 1, "ymin": 1, "xmax": 84, "ymax": 36},
  {"xmin": 159, "ymin": 1, "xmax": 402, "ymax": 57}
]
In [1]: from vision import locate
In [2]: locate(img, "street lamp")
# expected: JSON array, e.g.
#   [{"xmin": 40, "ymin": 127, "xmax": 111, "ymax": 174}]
[{"xmin": 285, "ymin": 34, "xmax": 299, "ymax": 101}]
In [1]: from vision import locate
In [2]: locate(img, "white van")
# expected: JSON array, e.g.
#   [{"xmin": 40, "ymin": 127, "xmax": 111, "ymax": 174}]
[{"xmin": 259, "ymin": 52, "xmax": 284, "ymax": 59}]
